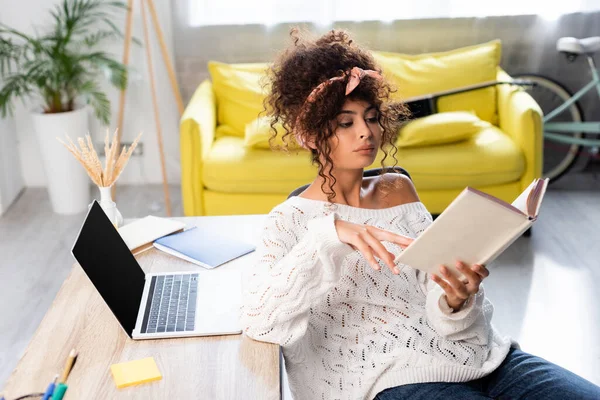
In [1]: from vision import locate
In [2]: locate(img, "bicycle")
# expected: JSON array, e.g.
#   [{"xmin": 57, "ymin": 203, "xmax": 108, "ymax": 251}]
[{"xmin": 515, "ymin": 36, "xmax": 600, "ymax": 183}]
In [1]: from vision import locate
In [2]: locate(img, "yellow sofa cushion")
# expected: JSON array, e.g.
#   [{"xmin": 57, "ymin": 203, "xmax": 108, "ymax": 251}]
[
  {"xmin": 397, "ymin": 111, "xmax": 490, "ymax": 148},
  {"xmin": 208, "ymin": 61, "xmax": 269, "ymax": 137},
  {"xmin": 203, "ymin": 125, "xmax": 524, "ymax": 194},
  {"xmin": 373, "ymin": 40, "xmax": 501, "ymax": 124},
  {"xmin": 244, "ymin": 116, "xmax": 303, "ymax": 150}
]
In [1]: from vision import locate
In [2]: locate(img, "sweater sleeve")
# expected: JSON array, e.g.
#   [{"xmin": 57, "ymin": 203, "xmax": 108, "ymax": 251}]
[
  {"xmin": 418, "ymin": 271, "xmax": 494, "ymax": 345},
  {"xmin": 241, "ymin": 209, "xmax": 354, "ymax": 347}
]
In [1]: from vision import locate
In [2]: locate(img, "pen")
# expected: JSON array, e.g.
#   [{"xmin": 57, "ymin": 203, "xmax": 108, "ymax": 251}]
[
  {"xmin": 41, "ymin": 374, "xmax": 58, "ymax": 400},
  {"xmin": 59, "ymin": 349, "xmax": 78, "ymax": 383}
]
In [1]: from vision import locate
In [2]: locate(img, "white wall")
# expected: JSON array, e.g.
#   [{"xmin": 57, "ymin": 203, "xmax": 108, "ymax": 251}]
[
  {"xmin": 0, "ymin": 116, "xmax": 24, "ymax": 215},
  {"xmin": 0, "ymin": 0, "xmax": 180, "ymax": 187}
]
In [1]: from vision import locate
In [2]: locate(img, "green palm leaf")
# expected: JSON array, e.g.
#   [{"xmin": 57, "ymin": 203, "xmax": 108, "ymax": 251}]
[
  {"xmin": 78, "ymin": 51, "xmax": 128, "ymax": 89},
  {"xmin": 79, "ymin": 79, "xmax": 110, "ymax": 124},
  {"xmin": 0, "ymin": 0, "xmax": 132, "ymax": 125},
  {"xmin": 0, "ymin": 73, "xmax": 33, "ymax": 117},
  {"xmin": 0, "ymin": 37, "xmax": 22, "ymax": 75}
]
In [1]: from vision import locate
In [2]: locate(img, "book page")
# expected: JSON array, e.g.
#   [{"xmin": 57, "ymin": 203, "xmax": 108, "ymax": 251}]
[
  {"xmin": 528, "ymin": 178, "xmax": 549, "ymax": 217},
  {"xmin": 511, "ymin": 179, "xmax": 537, "ymax": 216}
]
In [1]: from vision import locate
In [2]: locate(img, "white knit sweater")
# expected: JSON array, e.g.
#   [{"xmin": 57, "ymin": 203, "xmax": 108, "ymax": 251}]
[{"xmin": 241, "ymin": 196, "xmax": 512, "ymax": 400}]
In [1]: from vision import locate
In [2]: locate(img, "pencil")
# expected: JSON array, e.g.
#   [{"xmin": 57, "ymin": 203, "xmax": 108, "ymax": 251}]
[
  {"xmin": 41, "ymin": 374, "xmax": 58, "ymax": 400},
  {"xmin": 59, "ymin": 349, "xmax": 78, "ymax": 383}
]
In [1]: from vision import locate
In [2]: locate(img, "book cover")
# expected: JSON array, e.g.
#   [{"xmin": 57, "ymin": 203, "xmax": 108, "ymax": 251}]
[{"xmin": 394, "ymin": 178, "xmax": 548, "ymax": 278}]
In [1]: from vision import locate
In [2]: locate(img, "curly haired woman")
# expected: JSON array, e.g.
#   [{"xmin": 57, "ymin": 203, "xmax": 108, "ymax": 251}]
[{"xmin": 240, "ymin": 28, "xmax": 600, "ymax": 400}]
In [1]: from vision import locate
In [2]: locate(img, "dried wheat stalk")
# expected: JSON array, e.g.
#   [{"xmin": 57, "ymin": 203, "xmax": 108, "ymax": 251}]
[{"xmin": 58, "ymin": 129, "xmax": 143, "ymax": 187}]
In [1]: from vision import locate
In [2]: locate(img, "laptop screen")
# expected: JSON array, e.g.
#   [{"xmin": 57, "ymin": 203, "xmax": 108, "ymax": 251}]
[{"xmin": 71, "ymin": 201, "xmax": 146, "ymax": 337}]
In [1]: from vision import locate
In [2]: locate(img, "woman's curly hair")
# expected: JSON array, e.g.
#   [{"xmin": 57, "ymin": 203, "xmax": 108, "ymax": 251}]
[{"xmin": 263, "ymin": 28, "xmax": 409, "ymax": 201}]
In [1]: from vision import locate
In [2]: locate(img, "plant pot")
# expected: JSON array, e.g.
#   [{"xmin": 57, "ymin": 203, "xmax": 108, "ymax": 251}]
[{"xmin": 32, "ymin": 106, "xmax": 90, "ymax": 214}]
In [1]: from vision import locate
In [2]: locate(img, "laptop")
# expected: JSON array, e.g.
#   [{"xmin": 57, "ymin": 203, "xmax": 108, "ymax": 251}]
[{"xmin": 71, "ymin": 201, "xmax": 243, "ymax": 340}]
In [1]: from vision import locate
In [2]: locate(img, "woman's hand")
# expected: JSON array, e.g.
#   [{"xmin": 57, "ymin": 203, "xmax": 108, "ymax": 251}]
[
  {"xmin": 334, "ymin": 220, "xmax": 413, "ymax": 275},
  {"xmin": 431, "ymin": 261, "xmax": 490, "ymax": 311}
]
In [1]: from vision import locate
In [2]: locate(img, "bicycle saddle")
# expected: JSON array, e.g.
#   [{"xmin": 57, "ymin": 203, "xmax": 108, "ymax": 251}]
[{"xmin": 557, "ymin": 36, "xmax": 600, "ymax": 55}]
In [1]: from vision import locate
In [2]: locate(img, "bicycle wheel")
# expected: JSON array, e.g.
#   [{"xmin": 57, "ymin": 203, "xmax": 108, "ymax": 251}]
[{"xmin": 514, "ymin": 74, "xmax": 584, "ymax": 183}]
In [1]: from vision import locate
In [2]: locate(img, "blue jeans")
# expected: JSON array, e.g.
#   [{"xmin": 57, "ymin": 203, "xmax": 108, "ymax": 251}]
[{"xmin": 374, "ymin": 348, "xmax": 600, "ymax": 400}]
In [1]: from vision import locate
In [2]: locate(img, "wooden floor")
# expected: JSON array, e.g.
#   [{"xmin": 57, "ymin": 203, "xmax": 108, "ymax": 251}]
[{"xmin": 1, "ymin": 174, "xmax": 599, "ymax": 391}]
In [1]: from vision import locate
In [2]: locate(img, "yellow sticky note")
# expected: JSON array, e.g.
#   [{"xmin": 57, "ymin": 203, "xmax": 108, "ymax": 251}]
[{"xmin": 110, "ymin": 357, "xmax": 162, "ymax": 388}]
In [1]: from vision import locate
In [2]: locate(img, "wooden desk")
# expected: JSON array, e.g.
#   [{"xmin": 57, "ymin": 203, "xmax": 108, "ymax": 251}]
[{"xmin": 3, "ymin": 215, "xmax": 280, "ymax": 399}]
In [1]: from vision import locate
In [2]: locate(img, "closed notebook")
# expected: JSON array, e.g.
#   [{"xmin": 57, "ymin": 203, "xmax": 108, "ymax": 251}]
[
  {"xmin": 394, "ymin": 178, "xmax": 549, "ymax": 279},
  {"xmin": 118, "ymin": 216, "xmax": 185, "ymax": 255},
  {"xmin": 153, "ymin": 227, "xmax": 256, "ymax": 269}
]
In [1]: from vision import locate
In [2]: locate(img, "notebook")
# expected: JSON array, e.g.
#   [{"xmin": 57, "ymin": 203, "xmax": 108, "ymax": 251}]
[
  {"xmin": 118, "ymin": 216, "xmax": 186, "ymax": 255},
  {"xmin": 153, "ymin": 227, "xmax": 256, "ymax": 269},
  {"xmin": 395, "ymin": 178, "xmax": 549, "ymax": 279}
]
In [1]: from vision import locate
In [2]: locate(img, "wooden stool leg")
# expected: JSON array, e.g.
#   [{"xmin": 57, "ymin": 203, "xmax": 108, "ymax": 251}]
[
  {"xmin": 112, "ymin": 0, "xmax": 135, "ymax": 201},
  {"xmin": 141, "ymin": 0, "xmax": 171, "ymax": 216},
  {"xmin": 146, "ymin": 0, "xmax": 184, "ymax": 116}
]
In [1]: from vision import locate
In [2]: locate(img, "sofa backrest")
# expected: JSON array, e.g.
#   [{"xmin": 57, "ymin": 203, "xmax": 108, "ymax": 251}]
[
  {"xmin": 207, "ymin": 40, "xmax": 502, "ymax": 137},
  {"xmin": 208, "ymin": 61, "xmax": 270, "ymax": 138}
]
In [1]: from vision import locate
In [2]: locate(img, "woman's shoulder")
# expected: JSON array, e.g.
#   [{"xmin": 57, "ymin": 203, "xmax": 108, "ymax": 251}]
[{"xmin": 370, "ymin": 172, "xmax": 420, "ymax": 208}]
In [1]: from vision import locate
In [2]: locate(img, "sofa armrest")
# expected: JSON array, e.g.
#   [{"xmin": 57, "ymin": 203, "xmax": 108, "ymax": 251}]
[
  {"xmin": 497, "ymin": 68, "xmax": 544, "ymax": 190},
  {"xmin": 180, "ymin": 80, "xmax": 216, "ymax": 216}
]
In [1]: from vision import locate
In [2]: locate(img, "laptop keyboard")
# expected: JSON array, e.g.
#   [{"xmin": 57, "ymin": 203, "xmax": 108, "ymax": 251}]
[{"xmin": 141, "ymin": 274, "xmax": 198, "ymax": 334}]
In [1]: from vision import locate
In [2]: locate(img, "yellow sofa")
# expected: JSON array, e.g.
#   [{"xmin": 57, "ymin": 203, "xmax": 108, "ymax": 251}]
[{"xmin": 180, "ymin": 40, "xmax": 543, "ymax": 216}]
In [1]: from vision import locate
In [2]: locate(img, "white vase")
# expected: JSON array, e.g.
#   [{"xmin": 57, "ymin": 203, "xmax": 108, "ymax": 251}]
[
  {"xmin": 32, "ymin": 106, "xmax": 90, "ymax": 214},
  {"xmin": 98, "ymin": 186, "xmax": 123, "ymax": 228}
]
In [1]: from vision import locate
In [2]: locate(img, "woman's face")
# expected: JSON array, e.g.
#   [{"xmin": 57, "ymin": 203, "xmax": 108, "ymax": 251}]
[{"xmin": 326, "ymin": 99, "xmax": 382, "ymax": 171}]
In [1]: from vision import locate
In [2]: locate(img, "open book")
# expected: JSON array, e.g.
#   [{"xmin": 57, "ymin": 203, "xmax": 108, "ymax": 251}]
[{"xmin": 394, "ymin": 178, "xmax": 549, "ymax": 279}]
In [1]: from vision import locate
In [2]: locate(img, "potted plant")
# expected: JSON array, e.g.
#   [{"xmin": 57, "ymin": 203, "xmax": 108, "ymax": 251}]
[{"xmin": 0, "ymin": 0, "xmax": 130, "ymax": 214}]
